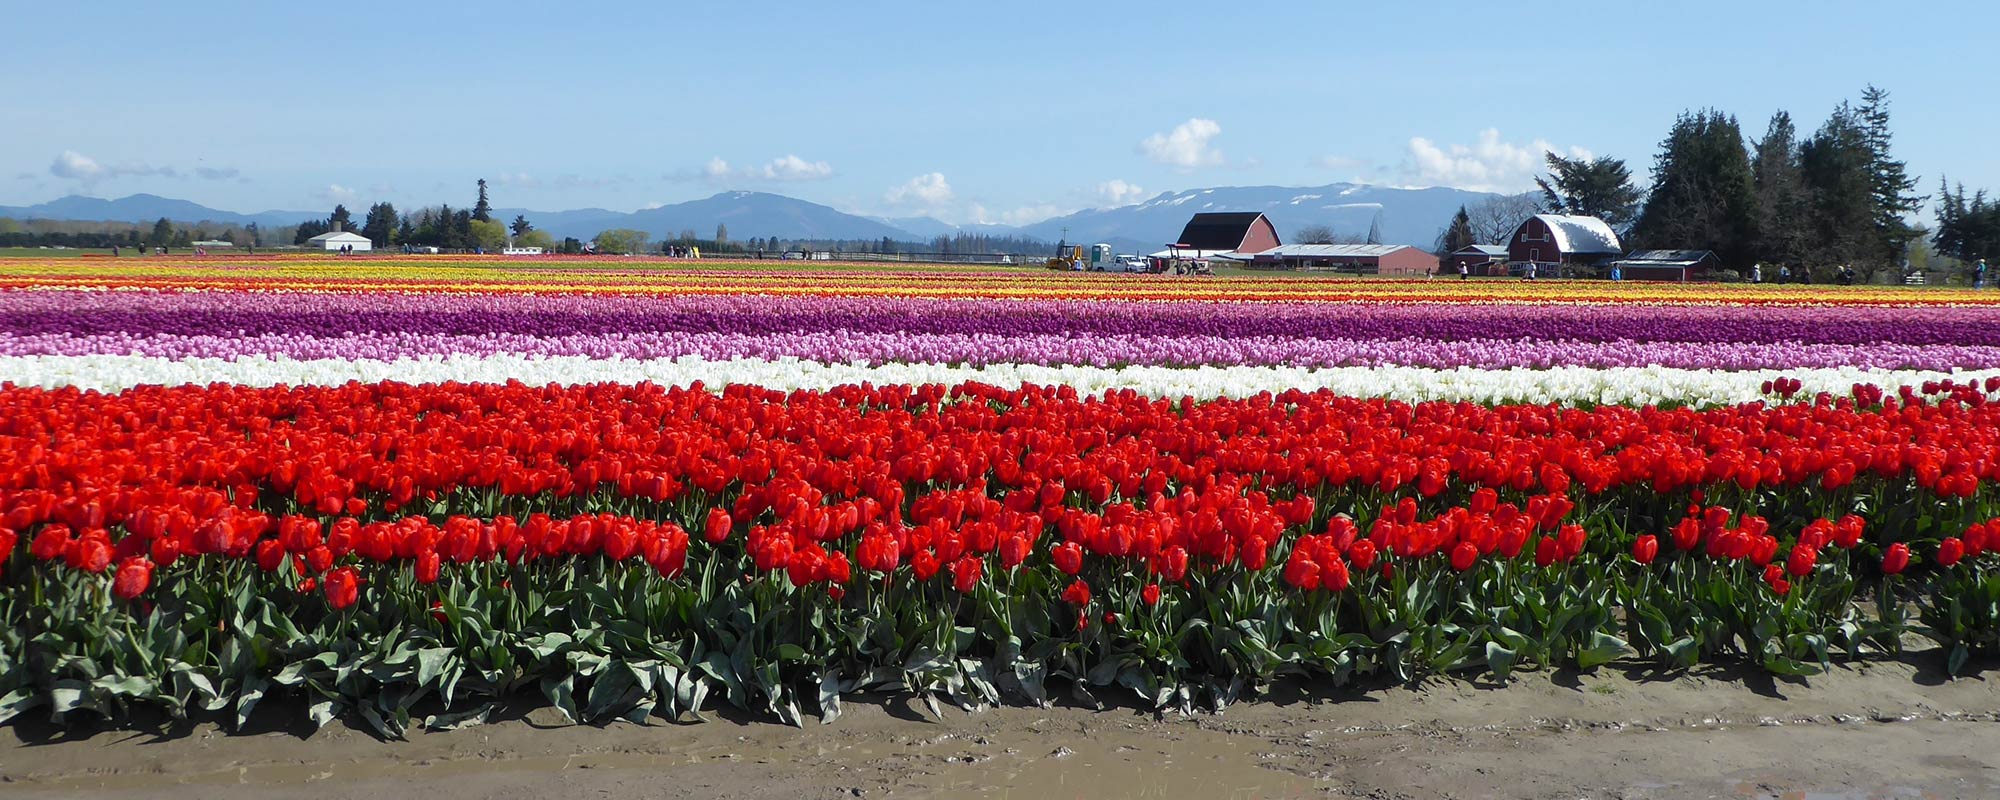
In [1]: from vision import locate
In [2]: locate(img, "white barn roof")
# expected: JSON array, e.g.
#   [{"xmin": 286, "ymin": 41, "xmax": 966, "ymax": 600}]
[
  {"xmin": 1259, "ymin": 244, "xmax": 1417, "ymax": 258},
  {"xmin": 306, "ymin": 231, "xmax": 371, "ymax": 244},
  {"xmin": 1528, "ymin": 214, "xmax": 1622, "ymax": 254}
]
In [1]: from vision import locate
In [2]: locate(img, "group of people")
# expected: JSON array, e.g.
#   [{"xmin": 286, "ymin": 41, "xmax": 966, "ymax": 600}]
[{"xmin": 334, "ymin": 244, "xmax": 359, "ymax": 255}]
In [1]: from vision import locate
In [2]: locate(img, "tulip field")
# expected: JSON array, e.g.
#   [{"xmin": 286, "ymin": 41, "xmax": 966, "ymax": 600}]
[{"xmin": 4, "ymin": 254, "xmax": 2000, "ymax": 736}]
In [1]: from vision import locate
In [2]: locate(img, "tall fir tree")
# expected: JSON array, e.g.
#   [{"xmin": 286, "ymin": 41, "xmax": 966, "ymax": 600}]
[
  {"xmin": 1799, "ymin": 101, "xmax": 1874, "ymax": 276},
  {"xmin": 1630, "ymin": 109, "xmax": 1760, "ymax": 267},
  {"xmin": 1856, "ymin": 86, "xmax": 1923, "ymax": 273},
  {"xmin": 510, "ymin": 214, "xmax": 533, "ymax": 237},
  {"xmin": 361, "ymin": 202, "xmax": 399, "ymax": 247},
  {"xmin": 1436, "ymin": 206, "xmax": 1477, "ymax": 255},
  {"xmin": 1751, "ymin": 111, "xmax": 1810, "ymax": 268},
  {"xmin": 1536, "ymin": 154, "xmax": 1642, "ymax": 227},
  {"xmin": 472, "ymin": 179, "xmax": 493, "ymax": 223}
]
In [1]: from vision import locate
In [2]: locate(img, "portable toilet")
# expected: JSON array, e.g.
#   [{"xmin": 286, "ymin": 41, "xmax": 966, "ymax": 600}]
[{"xmin": 1091, "ymin": 243, "xmax": 1113, "ymax": 267}]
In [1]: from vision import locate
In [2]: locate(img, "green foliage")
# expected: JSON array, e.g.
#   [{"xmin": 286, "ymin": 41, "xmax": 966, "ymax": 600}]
[
  {"xmin": 1435, "ymin": 207, "xmax": 1477, "ymax": 256},
  {"xmin": 1537, "ymin": 154, "xmax": 1642, "ymax": 227},
  {"xmin": 1631, "ymin": 110, "xmax": 1760, "ymax": 267},
  {"xmin": 594, "ymin": 229, "xmax": 649, "ymax": 255},
  {"xmin": 467, "ymin": 220, "xmax": 509, "ymax": 252}
]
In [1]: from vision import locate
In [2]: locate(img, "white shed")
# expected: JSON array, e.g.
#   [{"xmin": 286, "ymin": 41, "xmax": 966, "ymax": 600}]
[{"xmin": 306, "ymin": 231, "xmax": 372, "ymax": 252}]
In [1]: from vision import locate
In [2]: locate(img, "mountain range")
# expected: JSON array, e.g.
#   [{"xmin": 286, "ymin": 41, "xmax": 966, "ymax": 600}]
[{"xmin": 2, "ymin": 183, "xmax": 1505, "ymax": 252}]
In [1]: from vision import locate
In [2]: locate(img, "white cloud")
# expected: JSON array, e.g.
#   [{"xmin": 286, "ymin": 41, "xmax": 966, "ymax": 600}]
[
  {"xmin": 1096, "ymin": 179, "xmax": 1147, "ymax": 207},
  {"xmin": 640, "ymin": 201, "xmax": 666, "ymax": 210},
  {"xmin": 50, "ymin": 151, "xmax": 104, "ymax": 180},
  {"xmin": 317, "ymin": 184, "xmax": 357, "ymax": 203},
  {"xmin": 1400, "ymin": 129, "xmax": 1592, "ymax": 192},
  {"xmin": 685, "ymin": 155, "xmax": 833, "ymax": 184},
  {"xmin": 885, "ymin": 172, "xmax": 955, "ymax": 206},
  {"xmin": 756, "ymin": 154, "xmax": 833, "ymax": 181},
  {"xmin": 1140, "ymin": 118, "xmax": 1225, "ymax": 169},
  {"xmin": 48, "ymin": 150, "xmax": 224, "ymax": 182}
]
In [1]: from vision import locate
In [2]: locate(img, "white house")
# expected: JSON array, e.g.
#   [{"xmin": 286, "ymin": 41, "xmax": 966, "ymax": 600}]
[{"xmin": 306, "ymin": 231, "xmax": 372, "ymax": 252}]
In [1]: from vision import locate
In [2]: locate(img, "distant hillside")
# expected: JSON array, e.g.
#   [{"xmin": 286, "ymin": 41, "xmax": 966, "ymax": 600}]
[
  {"xmin": 3, "ymin": 183, "xmax": 1509, "ymax": 253},
  {"xmin": 0, "ymin": 194, "xmax": 318, "ymax": 229}
]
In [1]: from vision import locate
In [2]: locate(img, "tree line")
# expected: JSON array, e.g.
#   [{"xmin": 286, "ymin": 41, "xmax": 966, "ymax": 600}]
[
  {"xmin": 0, "ymin": 217, "xmax": 269, "ymax": 250},
  {"xmin": 1434, "ymin": 85, "xmax": 1953, "ymax": 282}
]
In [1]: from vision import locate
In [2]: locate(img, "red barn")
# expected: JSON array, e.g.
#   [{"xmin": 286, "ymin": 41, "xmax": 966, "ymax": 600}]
[
  {"xmin": 1448, "ymin": 244, "xmax": 1509, "ymax": 275},
  {"xmin": 1173, "ymin": 212, "xmax": 1281, "ymax": 255},
  {"xmin": 1507, "ymin": 214, "xmax": 1622, "ymax": 272}
]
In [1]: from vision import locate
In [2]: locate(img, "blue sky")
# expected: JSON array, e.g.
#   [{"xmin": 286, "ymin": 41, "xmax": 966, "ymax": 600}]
[{"xmin": 4, "ymin": 0, "xmax": 1995, "ymax": 224}]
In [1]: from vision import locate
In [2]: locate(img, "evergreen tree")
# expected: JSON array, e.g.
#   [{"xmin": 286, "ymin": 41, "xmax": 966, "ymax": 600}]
[
  {"xmin": 1856, "ymin": 85, "xmax": 1923, "ymax": 275},
  {"xmin": 714, "ymin": 223, "xmax": 729, "ymax": 244},
  {"xmin": 1799, "ymin": 101, "xmax": 1874, "ymax": 276},
  {"xmin": 329, "ymin": 204, "xmax": 354, "ymax": 232},
  {"xmin": 1934, "ymin": 179, "xmax": 2000, "ymax": 267},
  {"xmin": 1365, "ymin": 214, "xmax": 1383, "ymax": 245},
  {"xmin": 472, "ymin": 179, "xmax": 493, "ymax": 223},
  {"xmin": 1751, "ymin": 111, "xmax": 1810, "ymax": 268},
  {"xmin": 396, "ymin": 216, "xmax": 415, "ymax": 245},
  {"xmin": 1536, "ymin": 154, "xmax": 1642, "ymax": 227},
  {"xmin": 361, "ymin": 202, "xmax": 399, "ymax": 247},
  {"xmin": 1630, "ymin": 109, "xmax": 1760, "ymax": 267},
  {"xmin": 510, "ymin": 214, "xmax": 533, "ymax": 237},
  {"xmin": 1436, "ymin": 206, "xmax": 1477, "ymax": 255},
  {"xmin": 148, "ymin": 217, "xmax": 174, "ymax": 246}
]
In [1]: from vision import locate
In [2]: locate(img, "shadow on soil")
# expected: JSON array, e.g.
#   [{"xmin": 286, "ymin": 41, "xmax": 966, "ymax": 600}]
[{"xmin": 7, "ymin": 648, "xmax": 1993, "ymax": 747}]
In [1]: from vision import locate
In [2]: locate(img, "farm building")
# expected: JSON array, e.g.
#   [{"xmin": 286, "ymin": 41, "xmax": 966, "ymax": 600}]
[
  {"xmin": 1448, "ymin": 244, "xmax": 1509, "ymax": 275},
  {"xmin": 1169, "ymin": 212, "xmax": 1281, "ymax": 256},
  {"xmin": 1609, "ymin": 250, "xmax": 1719, "ymax": 282},
  {"xmin": 1250, "ymin": 244, "xmax": 1439, "ymax": 275},
  {"xmin": 1506, "ymin": 214, "xmax": 1621, "ymax": 271},
  {"xmin": 305, "ymin": 230, "xmax": 372, "ymax": 252}
]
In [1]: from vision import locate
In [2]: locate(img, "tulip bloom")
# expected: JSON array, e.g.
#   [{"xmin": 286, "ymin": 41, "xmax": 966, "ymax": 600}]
[
  {"xmin": 1938, "ymin": 537, "xmax": 1966, "ymax": 568},
  {"xmin": 1631, "ymin": 535, "xmax": 1659, "ymax": 565},
  {"xmin": 1882, "ymin": 543, "xmax": 1910, "ymax": 575},
  {"xmin": 112, "ymin": 557, "xmax": 154, "ymax": 600},
  {"xmin": 1141, "ymin": 583, "xmax": 1161, "ymax": 606},
  {"xmin": 324, "ymin": 566, "xmax": 361, "ymax": 610}
]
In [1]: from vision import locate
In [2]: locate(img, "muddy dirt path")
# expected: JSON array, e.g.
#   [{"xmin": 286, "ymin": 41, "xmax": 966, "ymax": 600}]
[{"xmin": 5, "ymin": 657, "xmax": 1998, "ymax": 799}]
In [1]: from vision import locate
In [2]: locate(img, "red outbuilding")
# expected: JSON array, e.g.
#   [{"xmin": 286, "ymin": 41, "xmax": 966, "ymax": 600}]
[{"xmin": 1507, "ymin": 214, "xmax": 1622, "ymax": 272}]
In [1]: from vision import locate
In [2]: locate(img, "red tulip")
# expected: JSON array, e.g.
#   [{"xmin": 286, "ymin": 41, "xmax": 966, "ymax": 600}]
[
  {"xmin": 1061, "ymin": 578, "xmax": 1091, "ymax": 607},
  {"xmin": 255, "ymin": 539, "xmax": 286, "ymax": 572},
  {"xmin": 1534, "ymin": 537, "xmax": 1559, "ymax": 567},
  {"xmin": 1449, "ymin": 541, "xmax": 1478, "ymax": 572},
  {"xmin": 704, "ymin": 508, "xmax": 732, "ymax": 544},
  {"xmin": 1141, "ymin": 583, "xmax": 1161, "ymax": 606},
  {"xmin": 1938, "ymin": 537, "xmax": 1966, "ymax": 568},
  {"xmin": 950, "ymin": 556, "xmax": 983, "ymax": 593},
  {"xmin": 1052, "ymin": 541, "xmax": 1083, "ymax": 575},
  {"xmin": 1347, "ymin": 539, "xmax": 1377, "ymax": 571},
  {"xmin": 1785, "ymin": 543, "xmax": 1817, "ymax": 578},
  {"xmin": 111, "ymin": 556, "xmax": 154, "ymax": 600},
  {"xmin": 324, "ymin": 566, "xmax": 360, "ymax": 610},
  {"xmin": 1881, "ymin": 543, "xmax": 1910, "ymax": 575},
  {"xmin": 1632, "ymin": 535, "xmax": 1659, "ymax": 565},
  {"xmin": 0, "ymin": 527, "xmax": 15, "ymax": 568},
  {"xmin": 414, "ymin": 550, "xmax": 441, "ymax": 584}
]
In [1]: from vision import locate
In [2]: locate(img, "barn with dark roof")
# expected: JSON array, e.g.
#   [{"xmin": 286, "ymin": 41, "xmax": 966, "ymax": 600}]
[{"xmin": 1171, "ymin": 212, "xmax": 1281, "ymax": 255}]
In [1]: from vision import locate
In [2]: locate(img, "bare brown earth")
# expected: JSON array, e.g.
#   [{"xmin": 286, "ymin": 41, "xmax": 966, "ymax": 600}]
[{"xmin": 5, "ymin": 655, "xmax": 1999, "ymax": 800}]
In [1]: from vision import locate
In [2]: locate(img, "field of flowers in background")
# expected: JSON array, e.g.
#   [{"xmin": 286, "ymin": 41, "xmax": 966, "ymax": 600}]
[{"xmin": 3, "ymin": 254, "xmax": 1999, "ymax": 736}]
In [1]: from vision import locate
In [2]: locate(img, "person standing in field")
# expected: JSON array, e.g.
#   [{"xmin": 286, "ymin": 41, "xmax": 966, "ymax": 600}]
[
  {"xmin": 1458, "ymin": 262, "xmax": 1468, "ymax": 280},
  {"xmin": 1751, "ymin": 264, "xmax": 1762, "ymax": 283},
  {"xmin": 1976, "ymin": 258, "xmax": 1987, "ymax": 289}
]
